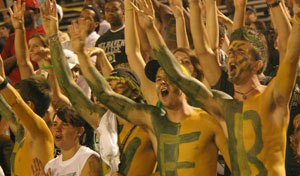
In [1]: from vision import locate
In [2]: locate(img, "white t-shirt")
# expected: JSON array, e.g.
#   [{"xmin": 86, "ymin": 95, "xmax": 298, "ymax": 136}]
[{"xmin": 45, "ymin": 146, "xmax": 99, "ymax": 176}]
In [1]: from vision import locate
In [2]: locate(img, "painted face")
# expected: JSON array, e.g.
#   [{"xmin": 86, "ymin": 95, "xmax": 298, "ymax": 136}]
[
  {"xmin": 227, "ymin": 40, "xmax": 258, "ymax": 85},
  {"xmin": 104, "ymin": 1, "xmax": 123, "ymax": 27},
  {"xmin": 29, "ymin": 37, "xmax": 46, "ymax": 62},
  {"xmin": 51, "ymin": 115, "xmax": 81, "ymax": 150},
  {"xmin": 174, "ymin": 51, "xmax": 195, "ymax": 77},
  {"xmin": 155, "ymin": 68, "xmax": 182, "ymax": 109},
  {"xmin": 108, "ymin": 78, "xmax": 133, "ymax": 98},
  {"xmin": 79, "ymin": 9, "xmax": 99, "ymax": 34}
]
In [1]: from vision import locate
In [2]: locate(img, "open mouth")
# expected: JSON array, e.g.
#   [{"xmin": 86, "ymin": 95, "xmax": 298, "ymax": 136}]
[
  {"xmin": 55, "ymin": 134, "xmax": 62, "ymax": 141},
  {"xmin": 229, "ymin": 63, "xmax": 237, "ymax": 73}
]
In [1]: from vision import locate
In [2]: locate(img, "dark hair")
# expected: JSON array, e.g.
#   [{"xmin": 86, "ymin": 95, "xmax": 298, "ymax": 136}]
[
  {"xmin": 30, "ymin": 33, "xmax": 49, "ymax": 47},
  {"xmin": 105, "ymin": 0, "xmax": 124, "ymax": 11},
  {"xmin": 54, "ymin": 106, "xmax": 94, "ymax": 148},
  {"xmin": 172, "ymin": 48, "xmax": 204, "ymax": 81},
  {"xmin": 230, "ymin": 27, "xmax": 268, "ymax": 74},
  {"xmin": 15, "ymin": 75, "xmax": 51, "ymax": 117},
  {"xmin": 0, "ymin": 23, "xmax": 14, "ymax": 34}
]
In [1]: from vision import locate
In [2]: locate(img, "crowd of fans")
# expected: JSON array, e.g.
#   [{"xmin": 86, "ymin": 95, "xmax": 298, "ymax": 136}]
[{"xmin": 0, "ymin": 0, "xmax": 299, "ymax": 175}]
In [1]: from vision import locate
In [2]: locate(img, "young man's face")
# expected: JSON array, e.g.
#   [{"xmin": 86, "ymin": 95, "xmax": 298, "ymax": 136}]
[
  {"xmin": 155, "ymin": 68, "xmax": 183, "ymax": 109},
  {"xmin": 227, "ymin": 40, "xmax": 259, "ymax": 85},
  {"xmin": 0, "ymin": 26, "xmax": 10, "ymax": 38},
  {"xmin": 104, "ymin": 1, "xmax": 124, "ymax": 27},
  {"xmin": 108, "ymin": 78, "xmax": 135, "ymax": 99},
  {"xmin": 51, "ymin": 115, "xmax": 82, "ymax": 150},
  {"xmin": 80, "ymin": 9, "xmax": 99, "ymax": 34},
  {"xmin": 29, "ymin": 37, "xmax": 45, "ymax": 62}
]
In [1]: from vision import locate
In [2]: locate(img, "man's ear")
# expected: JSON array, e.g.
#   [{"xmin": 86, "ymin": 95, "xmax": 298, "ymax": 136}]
[
  {"xmin": 78, "ymin": 127, "xmax": 85, "ymax": 137},
  {"xmin": 253, "ymin": 60, "xmax": 264, "ymax": 74},
  {"xmin": 27, "ymin": 100, "xmax": 36, "ymax": 112}
]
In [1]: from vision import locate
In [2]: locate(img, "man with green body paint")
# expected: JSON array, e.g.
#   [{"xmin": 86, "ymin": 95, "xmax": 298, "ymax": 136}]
[
  {"xmin": 62, "ymin": 1, "xmax": 231, "ymax": 175},
  {"xmin": 131, "ymin": 0, "xmax": 300, "ymax": 175}
]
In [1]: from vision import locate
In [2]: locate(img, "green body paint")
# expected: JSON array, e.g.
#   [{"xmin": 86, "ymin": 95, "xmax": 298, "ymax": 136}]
[
  {"xmin": 224, "ymin": 101, "xmax": 267, "ymax": 175},
  {"xmin": 152, "ymin": 114, "xmax": 201, "ymax": 176},
  {"xmin": 119, "ymin": 137, "xmax": 142, "ymax": 175}
]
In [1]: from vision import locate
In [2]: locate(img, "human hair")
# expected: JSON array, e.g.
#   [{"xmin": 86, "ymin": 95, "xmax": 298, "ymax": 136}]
[
  {"xmin": 172, "ymin": 47, "xmax": 204, "ymax": 81},
  {"xmin": 105, "ymin": 0, "xmax": 124, "ymax": 11},
  {"xmin": 230, "ymin": 27, "xmax": 268, "ymax": 74},
  {"xmin": 15, "ymin": 75, "xmax": 51, "ymax": 117},
  {"xmin": 54, "ymin": 106, "xmax": 94, "ymax": 147},
  {"xmin": 30, "ymin": 33, "xmax": 49, "ymax": 47}
]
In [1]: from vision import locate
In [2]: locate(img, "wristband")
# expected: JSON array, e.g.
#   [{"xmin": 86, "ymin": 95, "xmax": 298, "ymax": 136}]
[
  {"xmin": 267, "ymin": 0, "xmax": 281, "ymax": 8},
  {"xmin": 0, "ymin": 79, "xmax": 8, "ymax": 90}
]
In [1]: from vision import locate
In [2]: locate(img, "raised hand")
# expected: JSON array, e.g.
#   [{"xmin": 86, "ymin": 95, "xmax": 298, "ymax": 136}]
[
  {"xmin": 67, "ymin": 19, "xmax": 85, "ymax": 54},
  {"xmin": 86, "ymin": 47, "xmax": 106, "ymax": 57},
  {"xmin": 131, "ymin": 0, "xmax": 155, "ymax": 30},
  {"xmin": 8, "ymin": 0, "xmax": 25, "ymax": 30},
  {"xmin": 169, "ymin": 0, "xmax": 184, "ymax": 18},
  {"xmin": 40, "ymin": 0, "xmax": 58, "ymax": 36},
  {"xmin": 233, "ymin": 0, "xmax": 247, "ymax": 8},
  {"xmin": 31, "ymin": 158, "xmax": 51, "ymax": 176}
]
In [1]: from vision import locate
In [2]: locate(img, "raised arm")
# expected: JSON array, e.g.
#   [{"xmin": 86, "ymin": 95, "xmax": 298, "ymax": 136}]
[
  {"xmin": 133, "ymin": 0, "xmax": 231, "ymax": 116},
  {"xmin": 68, "ymin": 18, "xmax": 155, "ymax": 131},
  {"xmin": 270, "ymin": 3, "xmax": 300, "ymax": 106},
  {"xmin": 189, "ymin": 0, "xmax": 221, "ymax": 86},
  {"xmin": 125, "ymin": 0, "xmax": 157, "ymax": 105},
  {"xmin": 91, "ymin": 47, "xmax": 113, "ymax": 78},
  {"xmin": 205, "ymin": 0, "xmax": 219, "ymax": 51},
  {"xmin": 0, "ymin": 76, "xmax": 50, "ymax": 138},
  {"xmin": 169, "ymin": 0, "xmax": 190, "ymax": 48},
  {"xmin": 40, "ymin": 0, "xmax": 104, "ymax": 129},
  {"xmin": 9, "ymin": 0, "xmax": 34, "ymax": 79},
  {"xmin": 0, "ymin": 56, "xmax": 19, "ymax": 134},
  {"xmin": 267, "ymin": 0, "xmax": 292, "ymax": 58},
  {"xmin": 232, "ymin": 0, "xmax": 247, "ymax": 31}
]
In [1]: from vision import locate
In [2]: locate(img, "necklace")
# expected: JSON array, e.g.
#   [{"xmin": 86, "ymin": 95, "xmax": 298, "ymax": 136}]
[{"xmin": 234, "ymin": 85, "xmax": 260, "ymax": 100}]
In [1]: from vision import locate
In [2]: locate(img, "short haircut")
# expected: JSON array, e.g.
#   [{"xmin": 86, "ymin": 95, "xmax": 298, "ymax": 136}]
[
  {"xmin": 55, "ymin": 107, "xmax": 86, "ymax": 127},
  {"xmin": 105, "ymin": 0, "xmax": 124, "ymax": 11},
  {"xmin": 15, "ymin": 75, "xmax": 51, "ymax": 117},
  {"xmin": 230, "ymin": 27, "xmax": 268, "ymax": 74}
]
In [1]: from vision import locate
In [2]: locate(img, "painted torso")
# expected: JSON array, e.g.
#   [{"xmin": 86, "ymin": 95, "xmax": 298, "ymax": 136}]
[
  {"xmin": 101, "ymin": 123, "xmax": 156, "ymax": 176},
  {"xmin": 12, "ymin": 128, "xmax": 53, "ymax": 176},
  {"xmin": 153, "ymin": 108, "xmax": 223, "ymax": 176},
  {"xmin": 224, "ymin": 92, "xmax": 288, "ymax": 176}
]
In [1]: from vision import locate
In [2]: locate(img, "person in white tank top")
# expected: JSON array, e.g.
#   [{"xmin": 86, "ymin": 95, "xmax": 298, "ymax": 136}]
[{"xmin": 32, "ymin": 107, "xmax": 101, "ymax": 176}]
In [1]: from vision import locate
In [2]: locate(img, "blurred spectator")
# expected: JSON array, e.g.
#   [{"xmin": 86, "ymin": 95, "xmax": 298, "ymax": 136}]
[{"xmin": 0, "ymin": 23, "xmax": 14, "ymax": 52}]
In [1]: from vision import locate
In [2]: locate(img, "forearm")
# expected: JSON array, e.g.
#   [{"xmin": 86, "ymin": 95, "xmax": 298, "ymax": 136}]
[
  {"xmin": 175, "ymin": 14, "xmax": 190, "ymax": 48},
  {"xmin": 49, "ymin": 38, "xmax": 102, "ymax": 128},
  {"xmin": 189, "ymin": 2, "xmax": 221, "ymax": 85},
  {"xmin": 269, "ymin": 3, "xmax": 292, "ymax": 57},
  {"xmin": 0, "ymin": 95, "xmax": 18, "ymax": 133},
  {"xmin": 232, "ymin": 6, "xmax": 246, "ymax": 31},
  {"xmin": 48, "ymin": 72, "xmax": 71, "ymax": 109},
  {"xmin": 0, "ymin": 83, "xmax": 45, "ymax": 135},
  {"xmin": 206, "ymin": 0, "xmax": 219, "ymax": 51},
  {"xmin": 15, "ymin": 28, "xmax": 34, "ymax": 79}
]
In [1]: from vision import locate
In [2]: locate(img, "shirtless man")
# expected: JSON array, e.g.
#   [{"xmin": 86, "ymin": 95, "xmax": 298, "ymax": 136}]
[
  {"xmin": 131, "ymin": 0, "xmax": 300, "ymax": 175},
  {"xmin": 55, "ymin": 1, "xmax": 231, "ymax": 175},
  {"xmin": 0, "ymin": 75, "xmax": 53, "ymax": 175}
]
